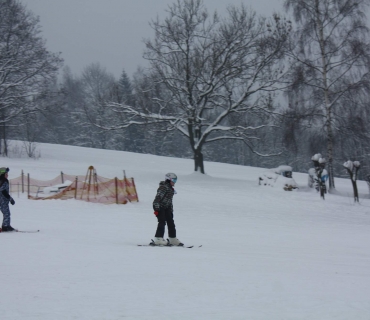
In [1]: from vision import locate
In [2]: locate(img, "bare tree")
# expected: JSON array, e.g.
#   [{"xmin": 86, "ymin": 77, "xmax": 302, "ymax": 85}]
[
  {"xmin": 284, "ymin": 0, "xmax": 370, "ymax": 189},
  {"xmin": 98, "ymin": 0, "xmax": 290, "ymax": 173},
  {"xmin": 0, "ymin": 0, "xmax": 63, "ymax": 155},
  {"xmin": 81, "ymin": 63, "xmax": 118, "ymax": 149}
]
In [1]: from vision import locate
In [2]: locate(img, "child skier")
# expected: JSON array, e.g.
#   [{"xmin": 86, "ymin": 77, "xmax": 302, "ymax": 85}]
[
  {"xmin": 0, "ymin": 167, "xmax": 16, "ymax": 232},
  {"xmin": 152, "ymin": 173, "xmax": 183, "ymax": 246}
]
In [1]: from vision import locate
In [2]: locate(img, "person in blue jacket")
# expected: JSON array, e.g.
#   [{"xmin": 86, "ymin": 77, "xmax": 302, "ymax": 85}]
[{"xmin": 0, "ymin": 167, "xmax": 16, "ymax": 232}]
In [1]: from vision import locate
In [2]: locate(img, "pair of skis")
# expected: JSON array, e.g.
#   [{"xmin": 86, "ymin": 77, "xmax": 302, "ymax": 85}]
[{"xmin": 138, "ymin": 239, "xmax": 201, "ymax": 249}]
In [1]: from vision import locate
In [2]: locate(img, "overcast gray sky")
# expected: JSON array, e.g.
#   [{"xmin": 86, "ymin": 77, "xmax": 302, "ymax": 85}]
[{"xmin": 21, "ymin": 0, "xmax": 283, "ymax": 79}]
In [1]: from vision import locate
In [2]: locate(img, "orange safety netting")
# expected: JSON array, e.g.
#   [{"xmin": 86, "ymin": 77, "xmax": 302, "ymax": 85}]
[{"xmin": 9, "ymin": 167, "xmax": 138, "ymax": 204}]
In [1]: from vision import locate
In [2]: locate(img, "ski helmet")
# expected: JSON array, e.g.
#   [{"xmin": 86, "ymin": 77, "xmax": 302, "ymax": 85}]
[
  {"xmin": 0, "ymin": 167, "xmax": 9, "ymax": 175},
  {"xmin": 165, "ymin": 172, "xmax": 177, "ymax": 183}
]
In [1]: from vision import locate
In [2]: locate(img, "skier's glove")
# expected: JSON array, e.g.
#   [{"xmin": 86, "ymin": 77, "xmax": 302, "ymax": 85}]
[
  {"xmin": 10, "ymin": 198, "xmax": 15, "ymax": 205},
  {"xmin": 154, "ymin": 211, "xmax": 159, "ymax": 216}
]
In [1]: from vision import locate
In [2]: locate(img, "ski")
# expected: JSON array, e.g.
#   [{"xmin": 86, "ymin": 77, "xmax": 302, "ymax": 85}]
[
  {"xmin": 15, "ymin": 229, "xmax": 40, "ymax": 233},
  {"xmin": 0, "ymin": 229, "xmax": 40, "ymax": 233},
  {"xmin": 138, "ymin": 240, "xmax": 201, "ymax": 249},
  {"xmin": 137, "ymin": 244, "xmax": 196, "ymax": 248}
]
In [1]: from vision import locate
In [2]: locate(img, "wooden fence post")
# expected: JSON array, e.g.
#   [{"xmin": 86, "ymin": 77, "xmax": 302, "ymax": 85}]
[
  {"xmin": 27, "ymin": 173, "xmax": 30, "ymax": 199},
  {"xmin": 132, "ymin": 178, "xmax": 138, "ymax": 202},
  {"xmin": 74, "ymin": 177, "xmax": 78, "ymax": 199},
  {"xmin": 115, "ymin": 177, "xmax": 118, "ymax": 204}
]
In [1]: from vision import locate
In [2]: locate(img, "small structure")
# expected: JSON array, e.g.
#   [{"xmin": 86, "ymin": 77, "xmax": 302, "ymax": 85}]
[{"xmin": 259, "ymin": 165, "xmax": 298, "ymax": 191}]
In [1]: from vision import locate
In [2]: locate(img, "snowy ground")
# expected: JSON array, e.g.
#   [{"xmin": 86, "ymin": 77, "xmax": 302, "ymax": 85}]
[{"xmin": 2, "ymin": 142, "xmax": 370, "ymax": 320}]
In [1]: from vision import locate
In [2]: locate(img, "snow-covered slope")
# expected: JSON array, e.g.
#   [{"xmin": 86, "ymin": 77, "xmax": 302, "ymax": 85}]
[{"xmin": 2, "ymin": 142, "xmax": 370, "ymax": 320}]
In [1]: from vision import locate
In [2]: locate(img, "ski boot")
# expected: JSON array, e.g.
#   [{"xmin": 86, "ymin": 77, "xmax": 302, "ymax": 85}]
[
  {"xmin": 2, "ymin": 225, "xmax": 15, "ymax": 232},
  {"xmin": 152, "ymin": 237, "xmax": 168, "ymax": 246},
  {"xmin": 168, "ymin": 237, "xmax": 184, "ymax": 246}
]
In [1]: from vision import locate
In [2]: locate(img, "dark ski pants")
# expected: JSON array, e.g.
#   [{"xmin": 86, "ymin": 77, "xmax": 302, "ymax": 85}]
[
  {"xmin": 0, "ymin": 200, "xmax": 11, "ymax": 227},
  {"xmin": 155, "ymin": 208, "xmax": 176, "ymax": 238}
]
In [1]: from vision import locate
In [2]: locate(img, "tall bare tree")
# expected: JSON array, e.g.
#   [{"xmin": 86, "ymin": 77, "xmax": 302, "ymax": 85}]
[
  {"xmin": 0, "ymin": 0, "xmax": 63, "ymax": 155},
  {"xmin": 100, "ymin": 0, "xmax": 290, "ymax": 173},
  {"xmin": 81, "ymin": 63, "xmax": 117, "ymax": 149},
  {"xmin": 284, "ymin": 0, "xmax": 370, "ymax": 189}
]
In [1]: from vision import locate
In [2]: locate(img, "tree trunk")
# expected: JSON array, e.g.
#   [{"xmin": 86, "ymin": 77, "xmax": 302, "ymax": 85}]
[
  {"xmin": 346, "ymin": 168, "xmax": 359, "ymax": 202},
  {"xmin": 2, "ymin": 124, "xmax": 7, "ymax": 156},
  {"xmin": 327, "ymin": 124, "xmax": 335, "ymax": 189},
  {"xmin": 351, "ymin": 180, "xmax": 359, "ymax": 202},
  {"xmin": 194, "ymin": 149, "xmax": 205, "ymax": 174},
  {"xmin": 316, "ymin": 0, "xmax": 335, "ymax": 189}
]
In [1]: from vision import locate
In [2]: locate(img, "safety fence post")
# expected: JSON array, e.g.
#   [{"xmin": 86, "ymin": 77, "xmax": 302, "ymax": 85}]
[
  {"xmin": 21, "ymin": 170, "xmax": 24, "ymax": 193},
  {"xmin": 27, "ymin": 173, "xmax": 30, "ymax": 199},
  {"xmin": 115, "ymin": 177, "xmax": 118, "ymax": 204},
  {"xmin": 74, "ymin": 177, "xmax": 78, "ymax": 199}
]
